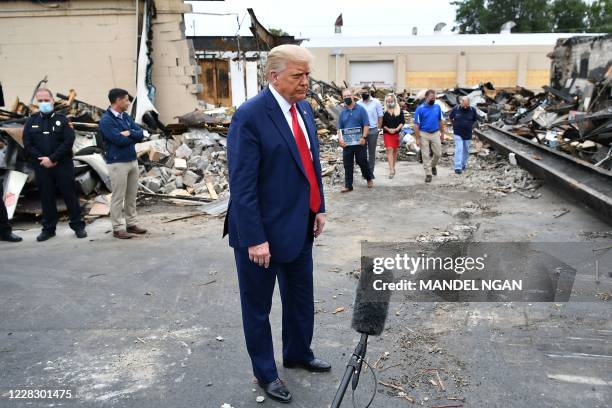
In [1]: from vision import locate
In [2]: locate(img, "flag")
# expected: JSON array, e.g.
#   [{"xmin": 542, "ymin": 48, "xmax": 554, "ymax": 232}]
[{"xmin": 334, "ymin": 14, "xmax": 343, "ymax": 27}]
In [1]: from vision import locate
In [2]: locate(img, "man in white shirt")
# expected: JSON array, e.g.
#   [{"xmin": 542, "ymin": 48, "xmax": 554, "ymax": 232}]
[{"xmin": 357, "ymin": 86, "xmax": 383, "ymax": 178}]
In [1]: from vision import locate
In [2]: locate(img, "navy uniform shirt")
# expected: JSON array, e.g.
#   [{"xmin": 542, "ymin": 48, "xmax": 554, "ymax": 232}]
[
  {"xmin": 449, "ymin": 106, "xmax": 478, "ymax": 140},
  {"xmin": 23, "ymin": 112, "xmax": 75, "ymax": 164},
  {"xmin": 338, "ymin": 104, "xmax": 369, "ymax": 131}
]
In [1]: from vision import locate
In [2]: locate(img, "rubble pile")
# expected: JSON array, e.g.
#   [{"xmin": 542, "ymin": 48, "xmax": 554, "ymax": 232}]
[
  {"xmin": 137, "ymin": 127, "xmax": 228, "ymax": 200},
  {"xmin": 0, "ymin": 86, "xmax": 231, "ymax": 219},
  {"xmin": 441, "ymin": 35, "xmax": 612, "ymax": 170},
  {"xmin": 463, "ymin": 151, "xmax": 542, "ymax": 198}
]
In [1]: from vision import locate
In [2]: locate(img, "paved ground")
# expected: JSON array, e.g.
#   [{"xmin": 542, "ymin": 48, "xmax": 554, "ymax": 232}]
[{"xmin": 1, "ymin": 154, "xmax": 611, "ymax": 408}]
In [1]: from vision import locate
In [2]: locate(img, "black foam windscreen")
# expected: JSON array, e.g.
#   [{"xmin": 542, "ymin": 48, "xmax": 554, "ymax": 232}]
[{"xmin": 351, "ymin": 257, "xmax": 391, "ymax": 336}]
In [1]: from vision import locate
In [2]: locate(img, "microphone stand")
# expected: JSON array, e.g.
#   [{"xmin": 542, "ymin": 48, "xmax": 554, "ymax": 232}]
[{"xmin": 330, "ymin": 333, "xmax": 369, "ymax": 408}]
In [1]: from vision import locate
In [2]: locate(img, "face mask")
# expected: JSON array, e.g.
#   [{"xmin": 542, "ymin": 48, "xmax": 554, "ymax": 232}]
[
  {"xmin": 428, "ymin": 99, "xmax": 435, "ymax": 106},
  {"xmin": 387, "ymin": 102, "xmax": 396, "ymax": 108},
  {"xmin": 361, "ymin": 93, "xmax": 370, "ymax": 100},
  {"xmin": 344, "ymin": 97, "xmax": 353, "ymax": 105},
  {"xmin": 39, "ymin": 101, "xmax": 53, "ymax": 114}
]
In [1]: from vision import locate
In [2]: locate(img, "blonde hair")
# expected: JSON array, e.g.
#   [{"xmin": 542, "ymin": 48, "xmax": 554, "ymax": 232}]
[
  {"xmin": 266, "ymin": 44, "xmax": 313, "ymax": 77},
  {"xmin": 384, "ymin": 93, "xmax": 401, "ymax": 117}
]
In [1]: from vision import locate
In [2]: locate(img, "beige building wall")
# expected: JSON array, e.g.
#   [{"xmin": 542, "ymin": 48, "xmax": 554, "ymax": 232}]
[
  {"xmin": 308, "ymin": 44, "xmax": 553, "ymax": 92},
  {"xmin": 0, "ymin": 0, "xmax": 200, "ymax": 123}
]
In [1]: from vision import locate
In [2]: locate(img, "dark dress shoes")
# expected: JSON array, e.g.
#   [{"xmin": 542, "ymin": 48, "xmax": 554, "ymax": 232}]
[
  {"xmin": 283, "ymin": 358, "xmax": 332, "ymax": 372},
  {"xmin": 258, "ymin": 378, "xmax": 292, "ymax": 403},
  {"xmin": 113, "ymin": 230, "xmax": 132, "ymax": 239},
  {"xmin": 1, "ymin": 232, "xmax": 22, "ymax": 242},
  {"xmin": 75, "ymin": 229, "xmax": 87, "ymax": 239},
  {"xmin": 127, "ymin": 225, "xmax": 147, "ymax": 234},
  {"xmin": 432, "ymin": 166, "xmax": 437, "ymax": 176},
  {"xmin": 37, "ymin": 231, "xmax": 56, "ymax": 242}
]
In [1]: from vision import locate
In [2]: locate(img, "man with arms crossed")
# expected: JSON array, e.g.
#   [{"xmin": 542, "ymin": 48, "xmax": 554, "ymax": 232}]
[{"xmin": 99, "ymin": 88, "xmax": 148, "ymax": 239}]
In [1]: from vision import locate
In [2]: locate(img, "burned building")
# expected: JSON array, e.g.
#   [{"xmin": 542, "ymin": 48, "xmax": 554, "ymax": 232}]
[
  {"xmin": 188, "ymin": 9, "xmax": 301, "ymax": 108},
  {"xmin": 0, "ymin": 0, "xmax": 204, "ymax": 123}
]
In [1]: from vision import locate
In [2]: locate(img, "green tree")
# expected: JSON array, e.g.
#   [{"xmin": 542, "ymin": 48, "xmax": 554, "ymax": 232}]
[
  {"xmin": 483, "ymin": 0, "xmax": 552, "ymax": 33},
  {"xmin": 453, "ymin": 0, "xmax": 602, "ymax": 33},
  {"xmin": 587, "ymin": 0, "xmax": 612, "ymax": 32},
  {"xmin": 551, "ymin": 0, "xmax": 588, "ymax": 32},
  {"xmin": 451, "ymin": 0, "xmax": 487, "ymax": 33},
  {"xmin": 268, "ymin": 28, "xmax": 289, "ymax": 36}
]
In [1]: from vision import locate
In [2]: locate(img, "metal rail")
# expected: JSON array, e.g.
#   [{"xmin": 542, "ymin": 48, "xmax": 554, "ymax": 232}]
[{"xmin": 474, "ymin": 125, "xmax": 612, "ymax": 224}]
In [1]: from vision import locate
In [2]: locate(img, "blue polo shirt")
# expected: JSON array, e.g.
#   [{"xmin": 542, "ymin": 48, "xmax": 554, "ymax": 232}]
[
  {"xmin": 449, "ymin": 106, "xmax": 478, "ymax": 140},
  {"xmin": 338, "ymin": 104, "xmax": 369, "ymax": 131},
  {"xmin": 414, "ymin": 103, "xmax": 443, "ymax": 133}
]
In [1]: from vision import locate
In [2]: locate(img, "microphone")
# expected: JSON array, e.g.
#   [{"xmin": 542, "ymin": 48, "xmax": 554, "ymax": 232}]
[
  {"xmin": 351, "ymin": 260, "xmax": 391, "ymax": 336},
  {"xmin": 331, "ymin": 257, "xmax": 391, "ymax": 408}
]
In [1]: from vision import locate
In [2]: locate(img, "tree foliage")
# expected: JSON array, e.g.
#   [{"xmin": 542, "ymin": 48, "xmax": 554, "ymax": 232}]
[{"xmin": 452, "ymin": 0, "xmax": 611, "ymax": 33}]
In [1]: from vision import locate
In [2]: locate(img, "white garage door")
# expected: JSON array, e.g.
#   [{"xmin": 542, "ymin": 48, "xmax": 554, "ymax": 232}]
[{"xmin": 349, "ymin": 61, "xmax": 394, "ymax": 88}]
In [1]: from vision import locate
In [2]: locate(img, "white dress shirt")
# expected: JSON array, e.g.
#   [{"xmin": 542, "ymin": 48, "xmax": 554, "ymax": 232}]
[
  {"xmin": 110, "ymin": 107, "xmax": 123, "ymax": 119},
  {"xmin": 268, "ymin": 84, "xmax": 311, "ymax": 150}
]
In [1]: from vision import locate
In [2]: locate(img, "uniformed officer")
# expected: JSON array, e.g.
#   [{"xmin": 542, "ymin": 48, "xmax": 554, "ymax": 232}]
[{"xmin": 22, "ymin": 88, "xmax": 87, "ymax": 241}]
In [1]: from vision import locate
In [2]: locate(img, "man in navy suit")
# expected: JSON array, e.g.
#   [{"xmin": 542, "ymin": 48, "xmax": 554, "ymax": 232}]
[{"xmin": 224, "ymin": 44, "xmax": 330, "ymax": 403}]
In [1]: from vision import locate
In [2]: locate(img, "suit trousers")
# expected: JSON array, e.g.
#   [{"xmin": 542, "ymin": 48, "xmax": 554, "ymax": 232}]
[
  {"xmin": 108, "ymin": 160, "xmax": 139, "ymax": 231},
  {"xmin": 234, "ymin": 216, "xmax": 316, "ymax": 384},
  {"xmin": 365, "ymin": 128, "xmax": 379, "ymax": 176}
]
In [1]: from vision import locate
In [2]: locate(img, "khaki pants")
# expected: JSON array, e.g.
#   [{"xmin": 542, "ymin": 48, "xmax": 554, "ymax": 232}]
[
  {"xmin": 108, "ymin": 160, "xmax": 139, "ymax": 231},
  {"xmin": 420, "ymin": 131, "xmax": 442, "ymax": 176}
]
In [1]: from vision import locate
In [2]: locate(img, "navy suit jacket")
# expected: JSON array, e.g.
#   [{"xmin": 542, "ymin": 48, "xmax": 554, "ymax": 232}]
[{"xmin": 224, "ymin": 87, "xmax": 326, "ymax": 263}]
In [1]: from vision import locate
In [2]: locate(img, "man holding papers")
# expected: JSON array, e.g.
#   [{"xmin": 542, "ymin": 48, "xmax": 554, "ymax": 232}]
[{"xmin": 338, "ymin": 88, "xmax": 374, "ymax": 193}]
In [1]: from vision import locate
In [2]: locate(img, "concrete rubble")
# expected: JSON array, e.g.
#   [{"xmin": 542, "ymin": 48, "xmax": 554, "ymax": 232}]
[{"xmin": 0, "ymin": 86, "xmax": 231, "ymax": 220}]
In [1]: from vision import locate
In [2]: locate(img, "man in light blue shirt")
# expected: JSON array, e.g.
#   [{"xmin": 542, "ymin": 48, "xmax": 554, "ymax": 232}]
[
  {"xmin": 414, "ymin": 89, "xmax": 445, "ymax": 183},
  {"xmin": 357, "ymin": 86, "xmax": 383, "ymax": 178}
]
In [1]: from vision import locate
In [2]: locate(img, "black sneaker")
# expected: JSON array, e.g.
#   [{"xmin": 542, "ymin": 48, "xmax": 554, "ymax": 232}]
[
  {"xmin": 1, "ymin": 232, "xmax": 22, "ymax": 243},
  {"xmin": 455, "ymin": 169, "xmax": 462, "ymax": 174},
  {"xmin": 37, "ymin": 231, "xmax": 56, "ymax": 242},
  {"xmin": 425, "ymin": 175, "xmax": 432, "ymax": 183},
  {"xmin": 432, "ymin": 167, "xmax": 437, "ymax": 176},
  {"xmin": 75, "ymin": 229, "xmax": 88, "ymax": 239}
]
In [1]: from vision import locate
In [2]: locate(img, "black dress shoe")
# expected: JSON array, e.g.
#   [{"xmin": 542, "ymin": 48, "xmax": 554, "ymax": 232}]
[
  {"xmin": 258, "ymin": 378, "xmax": 292, "ymax": 403},
  {"xmin": 36, "ymin": 231, "xmax": 56, "ymax": 242},
  {"xmin": 283, "ymin": 357, "xmax": 332, "ymax": 372},
  {"xmin": 425, "ymin": 175, "xmax": 432, "ymax": 183},
  {"xmin": 75, "ymin": 229, "xmax": 87, "ymax": 239},
  {"xmin": 432, "ymin": 166, "xmax": 437, "ymax": 176},
  {"xmin": 1, "ymin": 232, "xmax": 22, "ymax": 242}
]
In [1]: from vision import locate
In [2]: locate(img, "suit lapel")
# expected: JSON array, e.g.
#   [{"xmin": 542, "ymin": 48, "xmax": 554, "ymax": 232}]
[
  {"xmin": 265, "ymin": 88, "xmax": 307, "ymax": 178},
  {"xmin": 297, "ymin": 101, "xmax": 316, "ymax": 152},
  {"xmin": 297, "ymin": 101, "xmax": 321, "ymax": 172}
]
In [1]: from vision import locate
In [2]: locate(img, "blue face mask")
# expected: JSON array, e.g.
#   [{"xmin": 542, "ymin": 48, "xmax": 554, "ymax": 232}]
[{"xmin": 39, "ymin": 102, "xmax": 54, "ymax": 114}]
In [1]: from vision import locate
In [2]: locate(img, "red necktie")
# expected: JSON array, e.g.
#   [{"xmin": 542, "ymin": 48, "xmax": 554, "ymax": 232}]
[{"xmin": 290, "ymin": 104, "xmax": 321, "ymax": 213}]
